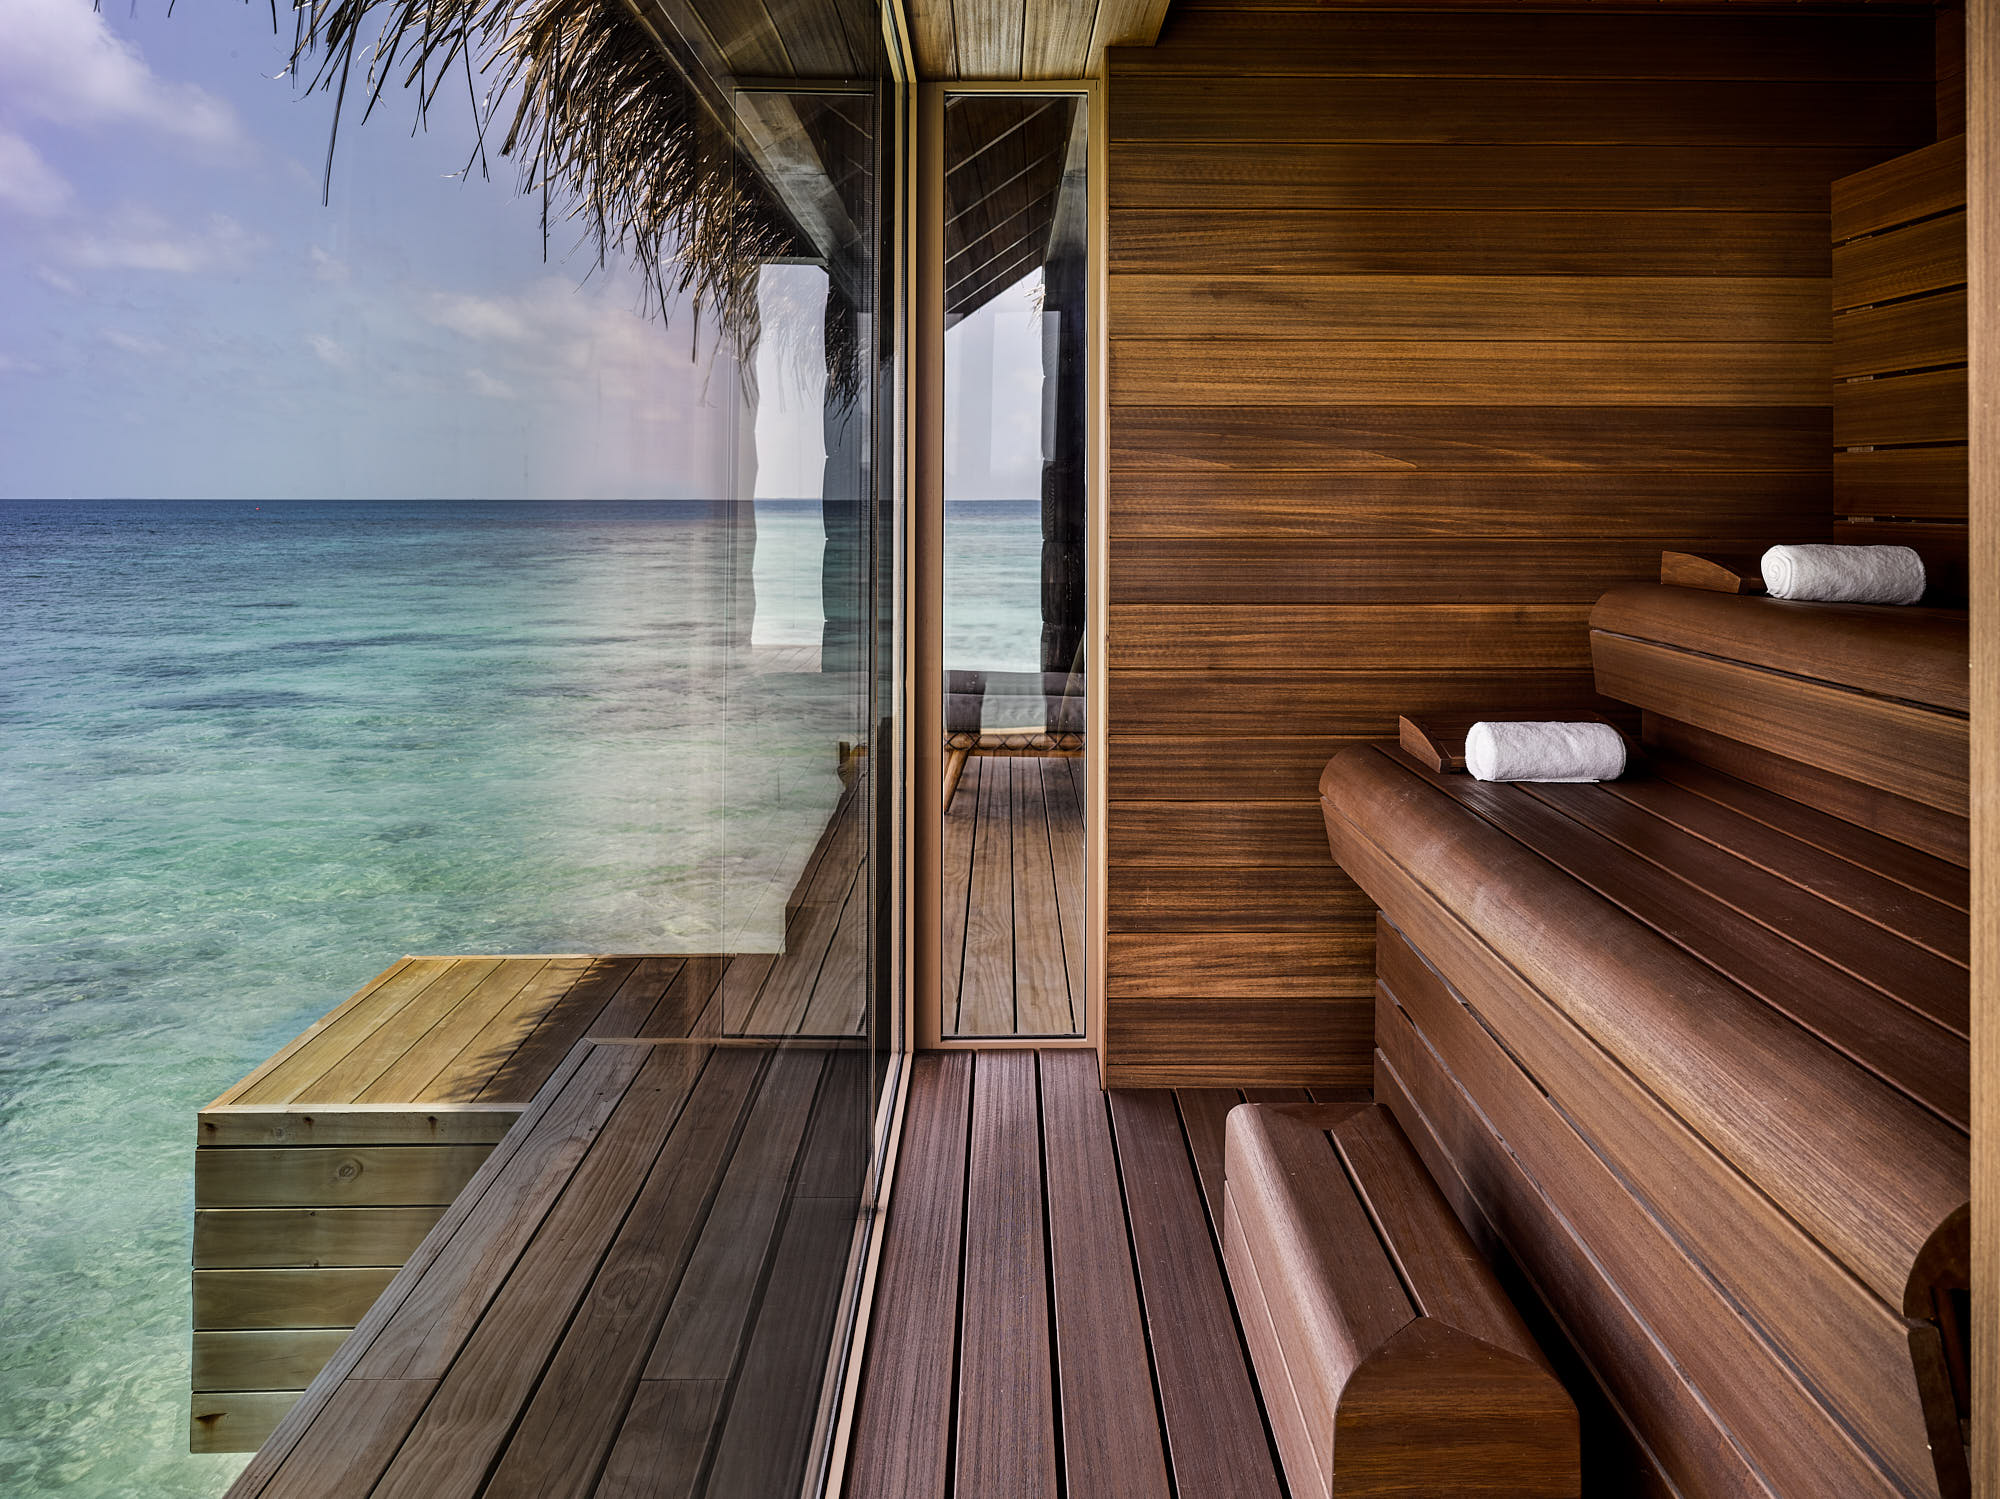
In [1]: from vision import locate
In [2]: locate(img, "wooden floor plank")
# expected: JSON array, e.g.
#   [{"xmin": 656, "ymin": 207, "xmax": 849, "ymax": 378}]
[
  {"xmin": 355, "ymin": 959, "xmax": 550, "ymax": 1104},
  {"xmin": 1044, "ymin": 757, "xmax": 1089, "ymax": 1029},
  {"xmin": 957, "ymin": 754, "xmax": 1017, "ymax": 1036},
  {"xmin": 352, "ymin": 1043, "xmax": 654, "ymax": 1381},
  {"xmin": 223, "ymin": 1041, "xmax": 609, "ymax": 1497},
  {"xmin": 596, "ymin": 1380, "xmax": 726, "ymax": 1499},
  {"xmin": 1041, "ymin": 1051, "xmax": 1173, "ymax": 1499},
  {"xmin": 213, "ymin": 957, "xmax": 419, "ymax": 1106},
  {"xmin": 256, "ymin": 1379, "xmax": 437, "ymax": 1499},
  {"xmin": 291, "ymin": 960, "xmax": 509, "ymax": 1106},
  {"xmin": 367, "ymin": 1046, "xmax": 708, "ymax": 1499},
  {"xmin": 711, "ymin": 952, "xmax": 776, "ymax": 1038},
  {"xmin": 942, "ymin": 756, "xmax": 981, "ymax": 1022},
  {"xmin": 1173, "ymin": 1088, "xmax": 1242, "ymax": 1235},
  {"xmin": 633, "ymin": 955, "xmax": 729, "ymax": 1039},
  {"xmin": 799, "ymin": 863, "xmax": 870, "ymax": 1037},
  {"xmin": 704, "ymin": 1194, "xmax": 858, "ymax": 1498},
  {"xmin": 846, "ymin": 1053, "xmax": 972, "ymax": 1499},
  {"xmin": 956, "ymin": 1051, "xmax": 1058, "ymax": 1497},
  {"xmin": 1109, "ymin": 1089, "xmax": 1285, "ymax": 1499},
  {"xmin": 644, "ymin": 1049, "xmax": 830, "ymax": 1382},
  {"xmin": 748, "ymin": 884, "xmax": 847, "ymax": 1035},
  {"xmin": 479, "ymin": 1049, "xmax": 766, "ymax": 1499},
  {"xmin": 236, "ymin": 959, "xmax": 462, "ymax": 1106},
  {"xmin": 473, "ymin": 958, "xmax": 642, "ymax": 1103},
  {"xmin": 579, "ymin": 957, "xmax": 691, "ymax": 1043},
  {"xmin": 418, "ymin": 956, "xmax": 603, "ymax": 1104},
  {"xmin": 1013, "ymin": 763, "xmax": 1075, "ymax": 1036}
]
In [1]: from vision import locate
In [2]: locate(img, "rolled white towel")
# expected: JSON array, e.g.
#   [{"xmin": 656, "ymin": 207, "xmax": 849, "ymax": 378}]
[
  {"xmin": 1465, "ymin": 721, "xmax": 1627, "ymax": 783},
  {"xmin": 1760, "ymin": 543, "xmax": 1925, "ymax": 605}
]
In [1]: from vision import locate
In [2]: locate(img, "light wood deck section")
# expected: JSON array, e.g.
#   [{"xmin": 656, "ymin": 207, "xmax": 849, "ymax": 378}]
[
  {"xmin": 194, "ymin": 789, "xmax": 870, "ymax": 1451},
  {"xmin": 942, "ymin": 755, "xmax": 1087, "ymax": 1038},
  {"xmin": 847, "ymin": 1051, "xmax": 1363, "ymax": 1498},
  {"xmin": 218, "ymin": 1036, "xmax": 870, "ymax": 1499}
]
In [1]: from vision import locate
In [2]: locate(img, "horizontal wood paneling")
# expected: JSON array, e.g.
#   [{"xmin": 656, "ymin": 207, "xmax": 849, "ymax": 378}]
[
  {"xmin": 1112, "ymin": 275, "xmax": 1828, "ymax": 342},
  {"xmin": 1112, "ymin": 77, "xmax": 1931, "ymax": 147},
  {"xmin": 1833, "ymin": 367, "xmax": 1969, "ymax": 446},
  {"xmin": 1122, "ymin": 9, "xmax": 1933, "ymax": 80},
  {"xmin": 1832, "ymin": 131, "xmax": 1968, "ymax": 241},
  {"xmin": 1109, "ymin": 405, "xmax": 1829, "ymax": 472},
  {"xmin": 1110, "ymin": 605, "xmax": 1594, "ymax": 670},
  {"xmin": 1109, "ymin": 142, "xmax": 1898, "ymax": 213},
  {"xmin": 194, "ymin": 1207, "xmax": 446, "ymax": 1269},
  {"xmin": 1102, "ymin": 3, "xmax": 1931, "ymax": 1088},
  {"xmin": 1833, "ymin": 289, "xmax": 1968, "ymax": 376},
  {"xmin": 1108, "ymin": 472, "xmax": 1828, "ymax": 538},
  {"xmin": 1833, "ymin": 446, "xmax": 1970, "ymax": 518},
  {"xmin": 193, "ymin": 1330, "xmax": 353, "ymax": 1392},
  {"xmin": 1112, "ymin": 211, "xmax": 1829, "ymax": 276},
  {"xmin": 1832, "ymin": 208, "xmax": 1968, "ymax": 308},
  {"xmin": 1113, "ymin": 340, "xmax": 1828, "ymax": 406}
]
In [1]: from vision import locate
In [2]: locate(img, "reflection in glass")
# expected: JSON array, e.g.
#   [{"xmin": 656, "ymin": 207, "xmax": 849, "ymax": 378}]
[{"xmin": 941, "ymin": 93, "xmax": 1088, "ymax": 1040}]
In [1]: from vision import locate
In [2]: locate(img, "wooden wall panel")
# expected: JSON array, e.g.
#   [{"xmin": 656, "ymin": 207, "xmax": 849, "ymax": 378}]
[{"xmin": 1101, "ymin": 3, "xmax": 1934, "ymax": 1088}]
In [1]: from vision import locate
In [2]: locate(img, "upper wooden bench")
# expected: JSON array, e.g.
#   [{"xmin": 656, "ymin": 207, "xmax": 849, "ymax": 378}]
[{"xmin": 1318, "ymin": 585, "xmax": 1970, "ymax": 1499}]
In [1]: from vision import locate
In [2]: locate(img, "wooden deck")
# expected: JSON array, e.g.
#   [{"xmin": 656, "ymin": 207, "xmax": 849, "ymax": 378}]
[
  {"xmin": 219, "ymin": 1036, "xmax": 870, "ymax": 1499},
  {"xmin": 942, "ymin": 755, "xmax": 1086, "ymax": 1038},
  {"xmin": 847, "ymin": 1051, "xmax": 1365, "ymax": 1498},
  {"xmin": 193, "ymin": 787, "xmax": 870, "ymax": 1451}
]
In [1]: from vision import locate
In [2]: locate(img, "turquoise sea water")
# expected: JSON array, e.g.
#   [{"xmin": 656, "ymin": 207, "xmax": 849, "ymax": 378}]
[{"xmin": 0, "ymin": 496, "xmax": 1045, "ymax": 1497}]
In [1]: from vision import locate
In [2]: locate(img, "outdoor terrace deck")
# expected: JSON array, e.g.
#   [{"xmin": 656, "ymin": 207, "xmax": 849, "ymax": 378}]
[
  {"xmin": 942, "ymin": 755, "xmax": 1087, "ymax": 1038},
  {"xmin": 217, "ymin": 1036, "xmax": 869, "ymax": 1499},
  {"xmin": 193, "ymin": 786, "xmax": 869, "ymax": 1451},
  {"xmin": 848, "ymin": 1051, "xmax": 1365, "ymax": 1499}
]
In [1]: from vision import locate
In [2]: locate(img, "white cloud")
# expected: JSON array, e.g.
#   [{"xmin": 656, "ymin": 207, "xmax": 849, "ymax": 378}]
[
  {"xmin": 0, "ymin": 131, "xmax": 71, "ymax": 216},
  {"xmin": 68, "ymin": 210, "xmax": 265, "ymax": 273},
  {"xmin": 465, "ymin": 368, "xmax": 516, "ymax": 400},
  {"xmin": 309, "ymin": 246, "xmax": 350, "ymax": 284},
  {"xmin": 34, "ymin": 265, "xmax": 81, "ymax": 295},
  {"xmin": 0, "ymin": 0, "xmax": 242, "ymax": 149},
  {"xmin": 425, "ymin": 292, "xmax": 534, "ymax": 344},
  {"xmin": 0, "ymin": 352, "xmax": 43, "ymax": 376},
  {"xmin": 100, "ymin": 328, "xmax": 167, "ymax": 357},
  {"xmin": 308, "ymin": 333, "xmax": 353, "ymax": 369}
]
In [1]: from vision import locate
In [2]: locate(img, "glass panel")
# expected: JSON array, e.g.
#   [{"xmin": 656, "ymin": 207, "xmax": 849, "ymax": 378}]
[
  {"xmin": 940, "ymin": 93, "xmax": 1089, "ymax": 1040},
  {"xmin": 0, "ymin": 3, "xmax": 897, "ymax": 1495}
]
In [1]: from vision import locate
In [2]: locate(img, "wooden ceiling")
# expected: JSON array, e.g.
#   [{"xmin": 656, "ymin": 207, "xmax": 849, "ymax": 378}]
[
  {"xmin": 943, "ymin": 93, "xmax": 1087, "ymax": 318},
  {"xmin": 906, "ymin": 0, "xmax": 1174, "ymax": 79}
]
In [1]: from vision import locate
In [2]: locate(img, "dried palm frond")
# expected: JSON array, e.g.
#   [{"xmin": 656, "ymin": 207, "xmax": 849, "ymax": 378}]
[{"xmin": 285, "ymin": 0, "xmax": 799, "ymax": 350}]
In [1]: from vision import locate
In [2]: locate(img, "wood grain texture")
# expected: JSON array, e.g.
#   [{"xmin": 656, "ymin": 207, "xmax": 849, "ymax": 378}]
[
  {"xmin": 1835, "ymin": 367, "xmax": 1970, "ymax": 447},
  {"xmin": 1834, "ymin": 131, "xmax": 1968, "ymax": 241},
  {"xmin": 1835, "ymin": 445, "xmax": 1971, "ymax": 519},
  {"xmin": 1101, "ymin": 5, "xmax": 1932, "ymax": 1084},
  {"xmin": 1833, "ymin": 210, "xmax": 1968, "ymax": 310},
  {"xmin": 1835, "ymin": 289, "xmax": 1968, "ymax": 379}
]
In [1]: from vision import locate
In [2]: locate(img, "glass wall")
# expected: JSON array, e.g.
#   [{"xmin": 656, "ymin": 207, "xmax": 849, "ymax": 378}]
[
  {"xmin": 0, "ymin": 3, "xmax": 898, "ymax": 1495},
  {"xmin": 939, "ymin": 92, "xmax": 1090, "ymax": 1039}
]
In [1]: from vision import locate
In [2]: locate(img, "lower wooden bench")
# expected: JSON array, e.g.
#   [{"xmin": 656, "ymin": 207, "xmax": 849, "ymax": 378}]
[{"xmin": 1223, "ymin": 1101, "xmax": 1579, "ymax": 1499}]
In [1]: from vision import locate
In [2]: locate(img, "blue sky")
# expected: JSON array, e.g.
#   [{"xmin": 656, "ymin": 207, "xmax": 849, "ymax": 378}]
[{"xmin": 0, "ymin": 0, "xmax": 843, "ymax": 500}]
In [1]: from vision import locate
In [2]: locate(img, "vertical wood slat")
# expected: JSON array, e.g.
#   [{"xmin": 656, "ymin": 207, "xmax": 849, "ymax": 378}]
[
  {"xmin": 1013, "ymin": 761, "xmax": 1074, "ymax": 1035},
  {"xmin": 845, "ymin": 1053, "xmax": 973, "ymax": 1499},
  {"xmin": 955, "ymin": 1051, "xmax": 1058, "ymax": 1497},
  {"xmin": 1040, "ymin": 1051, "xmax": 1174, "ymax": 1499}
]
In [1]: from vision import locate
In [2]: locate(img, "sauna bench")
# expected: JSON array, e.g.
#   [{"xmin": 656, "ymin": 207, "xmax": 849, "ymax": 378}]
[
  {"xmin": 1223, "ymin": 1100, "xmax": 1578, "ymax": 1499},
  {"xmin": 1318, "ymin": 585, "xmax": 1971, "ymax": 1498}
]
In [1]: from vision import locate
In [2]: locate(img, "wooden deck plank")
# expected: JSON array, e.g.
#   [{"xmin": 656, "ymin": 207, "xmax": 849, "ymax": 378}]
[
  {"xmin": 1109, "ymin": 1088, "xmax": 1286, "ymax": 1499},
  {"xmin": 223, "ymin": 1040, "xmax": 608, "ymax": 1496},
  {"xmin": 472, "ymin": 958, "xmax": 642, "ymax": 1103},
  {"xmin": 748, "ymin": 885, "xmax": 847, "ymax": 1035},
  {"xmin": 479, "ymin": 1048, "xmax": 767, "ymax": 1499},
  {"xmin": 704, "ymin": 1194, "xmax": 858, "ymax": 1497},
  {"xmin": 410, "ymin": 956, "xmax": 603, "ymax": 1104},
  {"xmin": 711, "ymin": 952, "xmax": 777, "ymax": 1037},
  {"xmin": 596, "ymin": 1380, "xmax": 726, "ymax": 1499},
  {"xmin": 366, "ymin": 1046, "xmax": 709, "ymax": 1499},
  {"xmin": 578, "ymin": 957, "xmax": 690, "ymax": 1043},
  {"xmin": 211, "ymin": 959, "xmax": 419, "ymax": 1108},
  {"xmin": 351, "ymin": 960, "xmax": 552, "ymax": 1104},
  {"xmin": 956, "ymin": 1051, "xmax": 1058, "ymax": 1497},
  {"xmin": 349, "ymin": 1042, "xmax": 653, "ymax": 1381},
  {"xmin": 643, "ymin": 1049, "xmax": 829, "ymax": 1381},
  {"xmin": 942, "ymin": 756, "xmax": 981, "ymax": 1020},
  {"xmin": 846, "ymin": 1053, "xmax": 973, "ymax": 1499},
  {"xmin": 1174, "ymin": 1088, "xmax": 1242, "ymax": 1235},
  {"xmin": 256, "ymin": 1380, "xmax": 437, "ymax": 1499},
  {"xmin": 957, "ymin": 750, "xmax": 1017, "ymax": 1035},
  {"xmin": 634, "ymin": 955, "xmax": 729, "ymax": 1038},
  {"xmin": 1041, "ymin": 1051, "xmax": 1174, "ymax": 1499},
  {"xmin": 799, "ymin": 863, "xmax": 870, "ymax": 1037},
  {"xmin": 235, "ymin": 959, "xmax": 461, "ymax": 1107},
  {"xmin": 1044, "ymin": 757, "xmax": 1089, "ymax": 1029},
  {"xmin": 289, "ymin": 960, "xmax": 508, "ymax": 1106},
  {"xmin": 1013, "ymin": 761, "xmax": 1075, "ymax": 1036}
]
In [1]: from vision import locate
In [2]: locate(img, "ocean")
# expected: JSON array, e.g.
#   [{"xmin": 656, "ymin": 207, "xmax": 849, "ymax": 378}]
[{"xmin": 0, "ymin": 497, "xmax": 1042, "ymax": 1496}]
